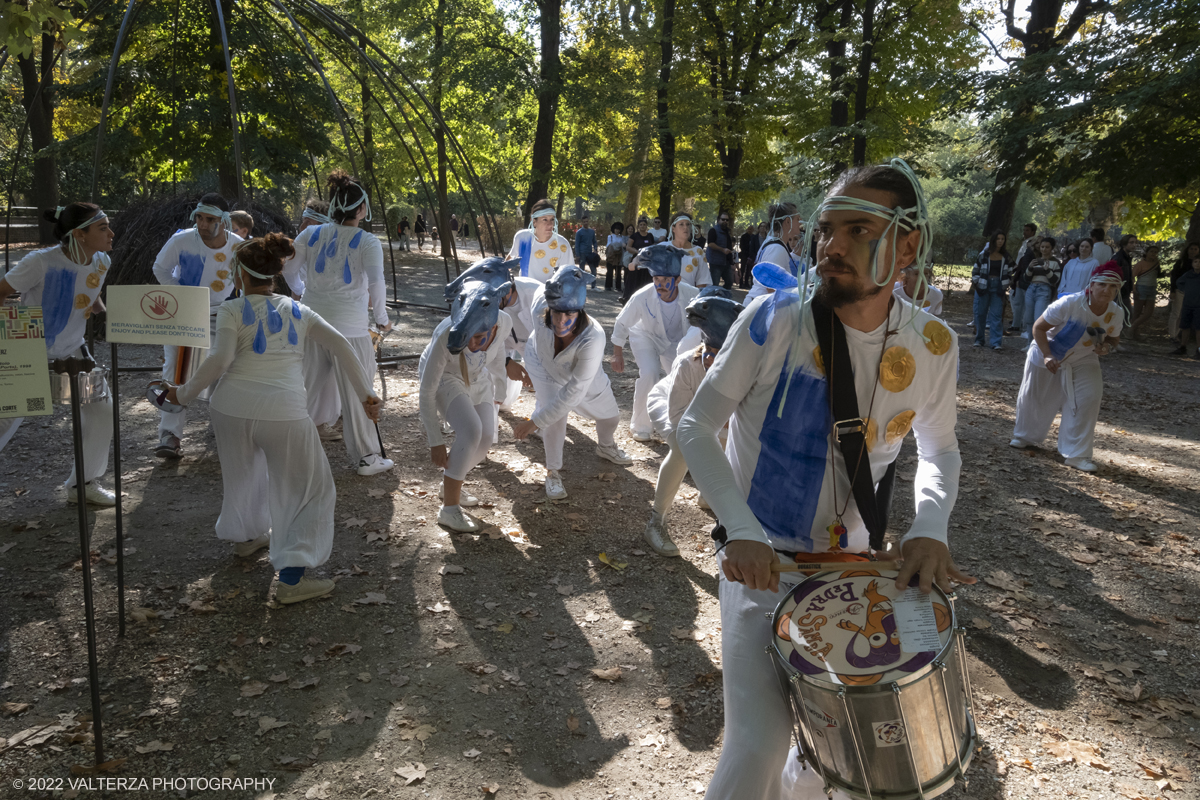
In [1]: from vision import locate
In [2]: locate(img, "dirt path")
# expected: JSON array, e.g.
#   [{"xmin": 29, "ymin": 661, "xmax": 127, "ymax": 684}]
[{"xmin": 0, "ymin": 254, "xmax": 1196, "ymax": 799}]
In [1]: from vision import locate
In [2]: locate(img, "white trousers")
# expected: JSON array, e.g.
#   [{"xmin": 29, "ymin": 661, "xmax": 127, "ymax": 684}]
[
  {"xmin": 160, "ymin": 316, "xmax": 216, "ymax": 440},
  {"xmin": 1012, "ymin": 353, "xmax": 1103, "ymax": 460},
  {"xmin": 0, "ymin": 404, "xmax": 111, "ymax": 489},
  {"xmin": 303, "ymin": 335, "xmax": 379, "ymax": 464},
  {"xmin": 706, "ymin": 561, "xmax": 852, "ymax": 800},
  {"xmin": 653, "ymin": 432, "xmax": 689, "ymax": 514},
  {"xmin": 525, "ymin": 342, "xmax": 621, "ymax": 472},
  {"xmin": 629, "ymin": 332, "xmax": 675, "ymax": 435},
  {"xmin": 209, "ymin": 409, "xmax": 335, "ymax": 570},
  {"xmin": 443, "ymin": 393, "xmax": 495, "ymax": 481}
]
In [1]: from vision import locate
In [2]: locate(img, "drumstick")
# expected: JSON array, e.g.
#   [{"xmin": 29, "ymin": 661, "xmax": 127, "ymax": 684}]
[{"xmin": 771, "ymin": 560, "xmax": 898, "ymax": 574}]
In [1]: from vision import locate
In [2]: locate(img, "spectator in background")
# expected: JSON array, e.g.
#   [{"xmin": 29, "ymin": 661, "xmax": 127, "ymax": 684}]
[
  {"xmin": 397, "ymin": 215, "xmax": 411, "ymax": 251},
  {"xmin": 461, "ymin": 219, "xmax": 470, "ymax": 242},
  {"xmin": 605, "ymin": 222, "xmax": 626, "ymax": 293},
  {"xmin": 1090, "ymin": 227, "xmax": 1114, "ymax": 264},
  {"xmin": 1007, "ymin": 232, "xmax": 1037, "ymax": 334},
  {"xmin": 624, "ymin": 218, "xmax": 655, "ymax": 304},
  {"xmin": 450, "ymin": 214, "xmax": 460, "ymax": 243},
  {"xmin": 414, "ymin": 214, "xmax": 427, "ymax": 250},
  {"xmin": 574, "ymin": 217, "xmax": 598, "ymax": 289},
  {"xmin": 1114, "ymin": 233, "xmax": 1138, "ymax": 321},
  {"xmin": 1170, "ymin": 256, "xmax": 1200, "ymax": 357},
  {"xmin": 1062, "ymin": 241, "xmax": 1079, "ymax": 264},
  {"xmin": 1129, "ymin": 244, "xmax": 1161, "ymax": 339},
  {"xmin": 1015, "ymin": 223, "xmax": 1038, "ymax": 263},
  {"xmin": 648, "ymin": 217, "xmax": 668, "ymax": 243},
  {"xmin": 894, "ymin": 264, "xmax": 944, "ymax": 316},
  {"xmin": 1060, "ymin": 239, "xmax": 1099, "ymax": 295},
  {"xmin": 972, "ymin": 230, "xmax": 1014, "ymax": 350},
  {"xmin": 705, "ymin": 211, "xmax": 736, "ymax": 290},
  {"xmin": 738, "ymin": 224, "xmax": 759, "ymax": 288},
  {"xmin": 1022, "ymin": 237, "xmax": 1062, "ymax": 338},
  {"xmin": 230, "ymin": 210, "xmax": 254, "ymax": 240},
  {"xmin": 1168, "ymin": 242, "xmax": 1200, "ymax": 341}
]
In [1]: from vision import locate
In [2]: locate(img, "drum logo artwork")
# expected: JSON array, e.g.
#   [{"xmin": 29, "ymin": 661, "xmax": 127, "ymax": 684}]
[{"xmin": 774, "ymin": 571, "xmax": 952, "ymax": 685}]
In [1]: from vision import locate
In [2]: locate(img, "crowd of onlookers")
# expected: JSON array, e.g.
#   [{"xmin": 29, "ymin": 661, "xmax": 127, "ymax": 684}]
[{"xmin": 969, "ymin": 223, "xmax": 1200, "ymax": 356}]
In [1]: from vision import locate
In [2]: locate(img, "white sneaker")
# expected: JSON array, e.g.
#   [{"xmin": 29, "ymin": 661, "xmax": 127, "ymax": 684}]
[
  {"xmin": 66, "ymin": 482, "xmax": 116, "ymax": 507},
  {"xmin": 595, "ymin": 443, "xmax": 634, "ymax": 465},
  {"xmin": 643, "ymin": 511, "xmax": 680, "ymax": 557},
  {"xmin": 275, "ymin": 576, "xmax": 335, "ymax": 604},
  {"xmin": 1009, "ymin": 438, "xmax": 1034, "ymax": 449},
  {"xmin": 317, "ymin": 423, "xmax": 343, "ymax": 442},
  {"xmin": 544, "ymin": 469, "xmax": 568, "ymax": 500},
  {"xmin": 631, "ymin": 430, "xmax": 654, "ymax": 443},
  {"xmin": 357, "ymin": 454, "xmax": 395, "ymax": 476},
  {"xmin": 233, "ymin": 534, "xmax": 270, "ymax": 558},
  {"xmin": 1064, "ymin": 457, "xmax": 1097, "ymax": 473},
  {"xmin": 438, "ymin": 505, "xmax": 483, "ymax": 532},
  {"xmin": 438, "ymin": 485, "xmax": 479, "ymax": 507}
]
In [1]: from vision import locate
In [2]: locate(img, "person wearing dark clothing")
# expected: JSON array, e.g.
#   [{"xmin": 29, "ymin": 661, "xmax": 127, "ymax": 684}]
[
  {"xmin": 972, "ymin": 231, "xmax": 1015, "ymax": 350},
  {"xmin": 738, "ymin": 225, "xmax": 760, "ymax": 288},
  {"xmin": 1113, "ymin": 234, "xmax": 1138, "ymax": 321},
  {"xmin": 623, "ymin": 218, "xmax": 655, "ymax": 304},
  {"xmin": 574, "ymin": 219, "xmax": 598, "ymax": 288},
  {"xmin": 1171, "ymin": 257, "xmax": 1200, "ymax": 356},
  {"xmin": 705, "ymin": 213, "xmax": 735, "ymax": 290},
  {"xmin": 414, "ymin": 215, "xmax": 427, "ymax": 250},
  {"xmin": 397, "ymin": 216, "xmax": 411, "ymax": 251},
  {"xmin": 1168, "ymin": 242, "xmax": 1200, "ymax": 340}
]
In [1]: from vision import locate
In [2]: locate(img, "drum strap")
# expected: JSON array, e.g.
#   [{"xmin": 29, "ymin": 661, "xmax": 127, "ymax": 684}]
[{"xmin": 811, "ymin": 296, "xmax": 897, "ymax": 552}]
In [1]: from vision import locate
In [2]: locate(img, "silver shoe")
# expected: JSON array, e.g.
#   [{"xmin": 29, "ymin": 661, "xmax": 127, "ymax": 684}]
[
  {"xmin": 643, "ymin": 511, "xmax": 680, "ymax": 557},
  {"xmin": 544, "ymin": 469, "xmax": 568, "ymax": 500}
]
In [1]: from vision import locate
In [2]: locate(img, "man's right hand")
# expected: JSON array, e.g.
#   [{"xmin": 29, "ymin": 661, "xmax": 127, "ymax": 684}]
[
  {"xmin": 611, "ymin": 348, "xmax": 625, "ymax": 373},
  {"xmin": 1044, "ymin": 356, "xmax": 1060, "ymax": 374},
  {"xmin": 430, "ymin": 445, "xmax": 448, "ymax": 468},
  {"xmin": 722, "ymin": 540, "xmax": 778, "ymax": 593}
]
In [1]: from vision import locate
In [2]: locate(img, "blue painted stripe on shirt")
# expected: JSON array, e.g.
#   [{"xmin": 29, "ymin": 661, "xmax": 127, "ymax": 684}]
[
  {"xmin": 1049, "ymin": 318, "xmax": 1085, "ymax": 361},
  {"xmin": 746, "ymin": 355, "xmax": 829, "ymax": 551},
  {"xmin": 178, "ymin": 251, "xmax": 205, "ymax": 287},
  {"xmin": 518, "ymin": 235, "xmax": 532, "ymax": 277},
  {"xmin": 42, "ymin": 267, "xmax": 76, "ymax": 351}
]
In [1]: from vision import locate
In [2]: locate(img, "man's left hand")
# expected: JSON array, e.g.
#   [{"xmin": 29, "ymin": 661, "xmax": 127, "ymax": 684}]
[{"xmin": 894, "ymin": 537, "xmax": 976, "ymax": 594}]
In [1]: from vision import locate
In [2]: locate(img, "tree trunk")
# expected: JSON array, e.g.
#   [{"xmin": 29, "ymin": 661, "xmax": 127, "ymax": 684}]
[
  {"xmin": 207, "ymin": 0, "xmax": 238, "ymax": 200},
  {"xmin": 1186, "ymin": 201, "xmax": 1200, "ymax": 244},
  {"xmin": 851, "ymin": 0, "xmax": 875, "ymax": 167},
  {"xmin": 523, "ymin": 0, "xmax": 562, "ymax": 223},
  {"xmin": 361, "ymin": 35, "xmax": 374, "ymax": 179},
  {"xmin": 434, "ymin": 0, "xmax": 457, "ymax": 276},
  {"xmin": 655, "ymin": 0, "xmax": 677, "ymax": 223},
  {"xmin": 981, "ymin": 180, "xmax": 1020, "ymax": 239},
  {"xmin": 624, "ymin": 113, "xmax": 653, "ymax": 223},
  {"xmin": 822, "ymin": 0, "xmax": 854, "ymax": 176},
  {"xmin": 17, "ymin": 35, "xmax": 59, "ymax": 244}
]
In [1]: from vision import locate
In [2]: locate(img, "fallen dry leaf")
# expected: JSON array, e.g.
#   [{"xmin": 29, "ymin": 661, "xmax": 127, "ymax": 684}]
[
  {"xmin": 395, "ymin": 762, "xmax": 427, "ymax": 785},
  {"xmin": 434, "ymin": 638, "xmax": 459, "ymax": 651},
  {"xmin": 598, "ymin": 552, "xmax": 628, "ymax": 571},
  {"xmin": 591, "ymin": 667, "xmax": 622, "ymax": 681},
  {"xmin": 288, "ymin": 677, "xmax": 320, "ymax": 690},
  {"xmin": 440, "ymin": 565, "xmax": 465, "ymax": 575},
  {"xmin": 257, "ymin": 717, "xmax": 289, "ymax": 735},
  {"xmin": 1042, "ymin": 740, "xmax": 1109, "ymax": 770},
  {"xmin": 672, "ymin": 627, "xmax": 707, "ymax": 641},
  {"xmin": 240, "ymin": 681, "xmax": 268, "ymax": 698},
  {"xmin": 480, "ymin": 783, "xmax": 500, "ymax": 796},
  {"xmin": 464, "ymin": 748, "xmax": 482, "ymax": 759},
  {"xmin": 1, "ymin": 702, "xmax": 31, "ymax": 717},
  {"xmin": 134, "ymin": 740, "xmax": 173, "ymax": 753}
]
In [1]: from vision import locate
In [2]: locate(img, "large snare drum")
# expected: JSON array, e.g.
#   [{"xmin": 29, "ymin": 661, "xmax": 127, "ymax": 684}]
[
  {"xmin": 770, "ymin": 568, "xmax": 976, "ymax": 800},
  {"xmin": 48, "ymin": 366, "xmax": 109, "ymax": 405}
]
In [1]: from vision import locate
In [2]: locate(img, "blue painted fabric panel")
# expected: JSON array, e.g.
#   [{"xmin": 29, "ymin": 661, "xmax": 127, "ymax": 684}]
[
  {"xmin": 41, "ymin": 267, "xmax": 76, "ymax": 351},
  {"xmin": 1049, "ymin": 318, "xmax": 1085, "ymax": 361},
  {"xmin": 178, "ymin": 251, "xmax": 205, "ymax": 287}
]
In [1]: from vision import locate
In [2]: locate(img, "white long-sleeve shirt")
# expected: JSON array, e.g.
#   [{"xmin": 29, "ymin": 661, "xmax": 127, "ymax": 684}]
[
  {"xmin": 4, "ymin": 246, "xmax": 109, "ymax": 359},
  {"xmin": 525, "ymin": 293, "xmax": 609, "ymax": 430},
  {"xmin": 893, "ymin": 282, "xmax": 944, "ymax": 317},
  {"xmin": 647, "ymin": 348, "xmax": 707, "ymax": 439},
  {"xmin": 506, "ymin": 229, "xmax": 575, "ymax": 283},
  {"xmin": 282, "ymin": 223, "xmax": 387, "ymax": 338},
  {"xmin": 418, "ymin": 312, "xmax": 512, "ymax": 447},
  {"xmin": 611, "ymin": 282, "xmax": 700, "ymax": 353},
  {"xmin": 152, "ymin": 229, "xmax": 244, "ymax": 314},
  {"xmin": 746, "ymin": 239, "xmax": 798, "ymax": 302},
  {"xmin": 678, "ymin": 294, "xmax": 961, "ymax": 554},
  {"xmin": 177, "ymin": 295, "xmax": 373, "ymax": 421}
]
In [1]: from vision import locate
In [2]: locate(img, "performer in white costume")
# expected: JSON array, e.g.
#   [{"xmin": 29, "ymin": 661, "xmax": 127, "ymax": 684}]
[
  {"xmin": 610, "ymin": 242, "xmax": 700, "ymax": 441},
  {"xmin": 677, "ymin": 160, "xmax": 974, "ymax": 800},
  {"xmin": 1010, "ymin": 262, "xmax": 1124, "ymax": 472},
  {"xmin": 0, "ymin": 203, "xmax": 116, "ymax": 505},
  {"xmin": 151, "ymin": 193, "xmax": 244, "ymax": 458},
  {"xmin": 513, "ymin": 266, "xmax": 633, "ymax": 500},
  {"xmin": 746, "ymin": 201, "xmax": 803, "ymax": 302},
  {"xmin": 420, "ymin": 280, "xmax": 513, "ymax": 532},
  {"xmin": 892, "ymin": 264, "xmax": 943, "ymax": 316},
  {"xmin": 165, "ymin": 234, "xmax": 382, "ymax": 604},
  {"xmin": 661, "ymin": 213, "xmax": 710, "ymax": 288},
  {"xmin": 283, "ymin": 170, "xmax": 394, "ymax": 476},
  {"xmin": 506, "ymin": 198, "xmax": 574, "ymax": 284},
  {"xmin": 643, "ymin": 294, "xmax": 744, "ymax": 556}
]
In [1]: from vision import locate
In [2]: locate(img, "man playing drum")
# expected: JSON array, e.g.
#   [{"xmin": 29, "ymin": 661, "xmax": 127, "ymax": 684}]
[{"xmin": 677, "ymin": 160, "xmax": 975, "ymax": 800}]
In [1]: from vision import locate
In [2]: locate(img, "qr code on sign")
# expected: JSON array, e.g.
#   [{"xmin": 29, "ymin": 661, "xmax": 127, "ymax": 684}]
[{"xmin": 26, "ymin": 397, "xmax": 45, "ymax": 412}]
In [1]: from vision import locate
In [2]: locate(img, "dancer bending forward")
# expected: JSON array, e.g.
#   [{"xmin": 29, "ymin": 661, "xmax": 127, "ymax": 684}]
[
  {"xmin": 168, "ymin": 235, "xmax": 382, "ymax": 604},
  {"xmin": 643, "ymin": 294, "xmax": 744, "ymax": 556},
  {"xmin": 513, "ymin": 266, "xmax": 632, "ymax": 500},
  {"xmin": 1011, "ymin": 262, "xmax": 1124, "ymax": 472},
  {"xmin": 421, "ymin": 279, "xmax": 513, "ymax": 532}
]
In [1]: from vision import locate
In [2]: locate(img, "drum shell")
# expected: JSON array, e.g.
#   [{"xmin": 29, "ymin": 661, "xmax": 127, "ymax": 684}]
[
  {"xmin": 783, "ymin": 638, "xmax": 974, "ymax": 799},
  {"xmin": 48, "ymin": 368, "xmax": 109, "ymax": 405}
]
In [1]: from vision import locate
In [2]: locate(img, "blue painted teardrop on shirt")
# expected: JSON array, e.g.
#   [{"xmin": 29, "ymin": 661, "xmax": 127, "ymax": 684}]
[
  {"xmin": 253, "ymin": 320, "xmax": 267, "ymax": 354},
  {"xmin": 342, "ymin": 258, "xmax": 352, "ymax": 284},
  {"xmin": 266, "ymin": 300, "xmax": 283, "ymax": 333},
  {"xmin": 241, "ymin": 297, "xmax": 255, "ymax": 325},
  {"xmin": 287, "ymin": 318, "xmax": 298, "ymax": 345},
  {"xmin": 179, "ymin": 251, "xmax": 205, "ymax": 287},
  {"xmin": 349, "ymin": 230, "xmax": 363, "ymax": 249},
  {"xmin": 306, "ymin": 225, "xmax": 322, "ymax": 246},
  {"xmin": 291, "ymin": 300, "xmax": 301, "ymax": 319},
  {"xmin": 315, "ymin": 245, "xmax": 327, "ymax": 274},
  {"xmin": 518, "ymin": 235, "xmax": 532, "ymax": 277},
  {"xmin": 324, "ymin": 231, "xmax": 339, "ymax": 258},
  {"xmin": 41, "ymin": 267, "xmax": 76, "ymax": 351}
]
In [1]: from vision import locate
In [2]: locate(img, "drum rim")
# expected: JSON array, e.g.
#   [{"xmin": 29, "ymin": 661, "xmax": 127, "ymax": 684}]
[{"xmin": 769, "ymin": 568, "xmax": 958, "ymax": 692}]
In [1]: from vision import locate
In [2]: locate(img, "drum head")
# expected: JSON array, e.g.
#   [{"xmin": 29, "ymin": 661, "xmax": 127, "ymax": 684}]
[
  {"xmin": 147, "ymin": 382, "xmax": 184, "ymax": 413},
  {"xmin": 774, "ymin": 569, "xmax": 953, "ymax": 687}
]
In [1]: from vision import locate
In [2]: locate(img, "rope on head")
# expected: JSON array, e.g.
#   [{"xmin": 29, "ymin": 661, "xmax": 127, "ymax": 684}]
[
  {"xmin": 232, "ymin": 239, "xmax": 273, "ymax": 285},
  {"xmin": 64, "ymin": 209, "xmax": 108, "ymax": 265},
  {"xmin": 329, "ymin": 184, "xmax": 371, "ymax": 224},
  {"xmin": 302, "ymin": 207, "xmax": 332, "ymax": 225},
  {"xmin": 529, "ymin": 206, "xmax": 558, "ymax": 238},
  {"xmin": 191, "ymin": 202, "xmax": 232, "ymax": 235},
  {"xmin": 779, "ymin": 158, "xmax": 934, "ymax": 417}
]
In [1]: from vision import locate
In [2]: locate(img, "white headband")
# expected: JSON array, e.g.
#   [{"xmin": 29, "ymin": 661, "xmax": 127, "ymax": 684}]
[
  {"xmin": 58, "ymin": 207, "xmax": 108, "ymax": 265},
  {"xmin": 191, "ymin": 202, "xmax": 232, "ymax": 234},
  {"xmin": 329, "ymin": 187, "xmax": 371, "ymax": 223},
  {"xmin": 302, "ymin": 208, "xmax": 332, "ymax": 225},
  {"xmin": 528, "ymin": 206, "xmax": 558, "ymax": 237},
  {"xmin": 232, "ymin": 240, "xmax": 273, "ymax": 281}
]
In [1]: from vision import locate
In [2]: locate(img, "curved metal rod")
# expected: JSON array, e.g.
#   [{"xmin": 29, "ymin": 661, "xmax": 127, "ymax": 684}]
[
  {"xmin": 212, "ymin": 0, "xmax": 247, "ymax": 204},
  {"xmin": 169, "ymin": 0, "xmax": 181, "ymax": 194},
  {"xmin": 297, "ymin": 0, "xmax": 503, "ymax": 253},
  {"xmin": 90, "ymin": 0, "xmax": 141, "ymax": 202},
  {"xmin": 262, "ymin": 0, "xmax": 359, "ymax": 176}
]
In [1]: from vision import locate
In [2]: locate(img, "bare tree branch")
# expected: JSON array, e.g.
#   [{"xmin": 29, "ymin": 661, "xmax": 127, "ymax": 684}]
[
  {"xmin": 970, "ymin": 20, "xmax": 1015, "ymax": 64},
  {"xmin": 1003, "ymin": 0, "xmax": 1026, "ymax": 44},
  {"xmin": 1056, "ymin": 0, "xmax": 1110, "ymax": 47}
]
